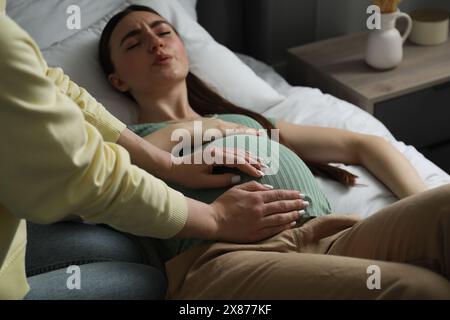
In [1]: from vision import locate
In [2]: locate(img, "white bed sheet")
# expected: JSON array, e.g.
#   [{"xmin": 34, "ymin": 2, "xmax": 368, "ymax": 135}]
[{"xmin": 237, "ymin": 54, "xmax": 450, "ymax": 218}]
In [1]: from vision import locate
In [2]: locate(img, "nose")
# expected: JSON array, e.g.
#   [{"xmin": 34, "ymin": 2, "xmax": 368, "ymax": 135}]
[{"xmin": 144, "ymin": 30, "xmax": 164, "ymax": 54}]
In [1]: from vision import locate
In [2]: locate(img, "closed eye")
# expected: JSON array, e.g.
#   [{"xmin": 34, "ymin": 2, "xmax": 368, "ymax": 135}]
[
  {"xmin": 126, "ymin": 31, "xmax": 171, "ymax": 50},
  {"xmin": 126, "ymin": 42, "xmax": 140, "ymax": 50}
]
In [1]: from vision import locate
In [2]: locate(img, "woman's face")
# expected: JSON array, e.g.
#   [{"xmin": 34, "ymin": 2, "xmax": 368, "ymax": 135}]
[{"xmin": 108, "ymin": 11, "xmax": 189, "ymax": 95}]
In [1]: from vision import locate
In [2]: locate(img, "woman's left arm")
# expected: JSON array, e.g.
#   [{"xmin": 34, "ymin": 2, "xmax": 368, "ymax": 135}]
[{"xmin": 276, "ymin": 120, "xmax": 427, "ymax": 199}]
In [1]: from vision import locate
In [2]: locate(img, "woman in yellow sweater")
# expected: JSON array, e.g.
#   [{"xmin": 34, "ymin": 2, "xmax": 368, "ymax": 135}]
[
  {"xmin": 0, "ymin": 3, "xmax": 306, "ymax": 299},
  {"xmin": 97, "ymin": 5, "xmax": 450, "ymax": 299}
]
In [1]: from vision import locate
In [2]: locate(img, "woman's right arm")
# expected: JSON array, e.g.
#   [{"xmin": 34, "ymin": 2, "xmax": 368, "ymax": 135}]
[{"xmin": 178, "ymin": 181, "xmax": 306, "ymax": 243}]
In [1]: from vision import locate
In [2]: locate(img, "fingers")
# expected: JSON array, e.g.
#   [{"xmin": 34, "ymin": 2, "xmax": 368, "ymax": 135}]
[
  {"xmin": 204, "ymin": 118, "xmax": 262, "ymax": 137},
  {"xmin": 263, "ymin": 199, "xmax": 308, "ymax": 216},
  {"xmin": 213, "ymin": 119, "xmax": 259, "ymax": 136},
  {"xmin": 260, "ymin": 210, "xmax": 303, "ymax": 229},
  {"xmin": 200, "ymin": 173, "xmax": 242, "ymax": 189},
  {"xmin": 224, "ymin": 147, "xmax": 263, "ymax": 168},
  {"xmin": 210, "ymin": 147, "xmax": 261, "ymax": 166},
  {"xmin": 222, "ymin": 162, "xmax": 263, "ymax": 178},
  {"xmin": 234, "ymin": 180, "xmax": 273, "ymax": 192},
  {"xmin": 210, "ymin": 147, "xmax": 264, "ymax": 178},
  {"xmin": 261, "ymin": 189, "xmax": 305, "ymax": 203},
  {"xmin": 234, "ymin": 126, "xmax": 260, "ymax": 136},
  {"xmin": 227, "ymin": 124, "xmax": 260, "ymax": 136}
]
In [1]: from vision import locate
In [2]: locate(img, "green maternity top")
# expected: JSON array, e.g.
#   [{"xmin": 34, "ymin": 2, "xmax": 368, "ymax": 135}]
[{"xmin": 129, "ymin": 114, "xmax": 332, "ymax": 262}]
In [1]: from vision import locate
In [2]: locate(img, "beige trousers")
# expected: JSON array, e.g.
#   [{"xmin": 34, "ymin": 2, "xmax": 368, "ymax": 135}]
[{"xmin": 165, "ymin": 184, "xmax": 450, "ymax": 299}]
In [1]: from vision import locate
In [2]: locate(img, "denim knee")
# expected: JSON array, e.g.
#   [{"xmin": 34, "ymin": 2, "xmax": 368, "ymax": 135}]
[{"xmin": 26, "ymin": 221, "xmax": 150, "ymax": 276}]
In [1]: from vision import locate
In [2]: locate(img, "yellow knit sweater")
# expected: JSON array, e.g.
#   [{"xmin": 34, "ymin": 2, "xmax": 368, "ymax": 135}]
[{"xmin": 0, "ymin": 11, "xmax": 188, "ymax": 299}]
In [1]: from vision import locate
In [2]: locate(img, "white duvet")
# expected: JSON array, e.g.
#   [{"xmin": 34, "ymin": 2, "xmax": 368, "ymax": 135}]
[{"xmin": 238, "ymin": 54, "xmax": 450, "ymax": 218}]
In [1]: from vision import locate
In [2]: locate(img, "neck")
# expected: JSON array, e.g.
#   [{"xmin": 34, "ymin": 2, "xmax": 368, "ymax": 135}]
[{"xmin": 134, "ymin": 82, "xmax": 201, "ymax": 123}]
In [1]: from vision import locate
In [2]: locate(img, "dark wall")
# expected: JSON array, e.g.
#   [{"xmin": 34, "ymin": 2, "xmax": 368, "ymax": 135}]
[
  {"xmin": 247, "ymin": 0, "xmax": 316, "ymax": 65},
  {"xmin": 197, "ymin": 0, "xmax": 246, "ymax": 54},
  {"xmin": 197, "ymin": 0, "xmax": 317, "ymax": 67}
]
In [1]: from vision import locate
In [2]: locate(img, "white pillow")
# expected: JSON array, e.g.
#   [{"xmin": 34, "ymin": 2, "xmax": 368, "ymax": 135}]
[
  {"xmin": 177, "ymin": 0, "xmax": 197, "ymax": 21},
  {"xmin": 40, "ymin": 0, "xmax": 284, "ymax": 124},
  {"xmin": 42, "ymin": 3, "xmax": 140, "ymax": 124},
  {"xmin": 6, "ymin": 0, "xmax": 196, "ymax": 47},
  {"xmin": 6, "ymin": 0, "xmax": 125, "ymax": 49}
]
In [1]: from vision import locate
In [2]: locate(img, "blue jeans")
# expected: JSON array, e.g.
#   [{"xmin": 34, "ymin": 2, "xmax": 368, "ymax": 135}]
[{"xmin": 24, "ymin": 221, "xmax": 166, "ymax": 300}]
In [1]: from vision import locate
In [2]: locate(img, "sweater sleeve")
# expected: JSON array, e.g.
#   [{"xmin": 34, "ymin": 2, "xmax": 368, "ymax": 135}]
[
  {"xmin": 0, "ymin": 15, "xmax": 188, "ymax": 239},
  {"xmin": 46, "ymin": 67, "xmax": 126, "ymax": 143}
]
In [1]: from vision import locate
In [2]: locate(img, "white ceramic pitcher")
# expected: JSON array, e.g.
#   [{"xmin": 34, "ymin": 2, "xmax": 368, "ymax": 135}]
[{"xmin": 366, "ymin": 10, "xmax": 413, "ymax": 69}]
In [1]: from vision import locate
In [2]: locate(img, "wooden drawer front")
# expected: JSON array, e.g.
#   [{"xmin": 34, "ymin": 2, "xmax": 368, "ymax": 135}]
[{"xmin": 374, "ymin": 83, "xmax": 450, "ymax": 149}]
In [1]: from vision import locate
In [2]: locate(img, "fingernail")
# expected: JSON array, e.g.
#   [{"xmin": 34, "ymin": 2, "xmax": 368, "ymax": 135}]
[
  {"xmin": 257, "ymin": 170, "xmax": 265, "ymax": 177},
  {"xmin": 299, "ymin": 193, "xmax": 306, "ymax": 199},
  {"xmin": 303, "ymin": 201, "xmax": 310, "ymax": 207},
  {"xmin": 231, "ymin": 176, "xmax": 241, "ymax": 184},
  {"xmin": 298, "ymin": 210, "xmax": 305, "ymax": 218},
  {"xmin": 261, "ymin": 163, "xmax": 269, "ymax": 168},
  {"xmin": 290, "ymin": 221, "xmax": 297, "ymax": 227},
  {"xmin": 263, "ymin": 184, "xmax": 274, "ymax": 189}
]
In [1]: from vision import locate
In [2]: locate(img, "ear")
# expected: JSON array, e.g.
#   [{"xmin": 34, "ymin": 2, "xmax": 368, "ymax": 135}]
[{"xmin": 108, "ymin": 73, "xmax": 130, "ymax": 93}]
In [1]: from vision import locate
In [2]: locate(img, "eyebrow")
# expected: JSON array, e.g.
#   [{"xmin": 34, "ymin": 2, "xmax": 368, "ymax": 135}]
[{"xmin": 119, "ymin": 20, "xmax": 170, "ymax": 47}]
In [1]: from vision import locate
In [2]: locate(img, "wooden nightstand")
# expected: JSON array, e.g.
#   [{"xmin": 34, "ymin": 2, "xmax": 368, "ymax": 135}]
[{"xmin": 287, "ymin": 32, "xmax": 450, "ymax": 174}]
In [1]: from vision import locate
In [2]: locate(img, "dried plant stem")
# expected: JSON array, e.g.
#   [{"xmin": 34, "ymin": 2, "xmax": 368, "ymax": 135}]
[{"xmin": 373, "ymin": 0, "xmax": 402, "ymax": 14}]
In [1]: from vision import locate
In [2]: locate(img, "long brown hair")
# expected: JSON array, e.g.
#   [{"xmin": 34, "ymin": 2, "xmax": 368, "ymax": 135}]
[{"xmin": 99, "ymin": 5, "xmax": 358, "ymax": 187}]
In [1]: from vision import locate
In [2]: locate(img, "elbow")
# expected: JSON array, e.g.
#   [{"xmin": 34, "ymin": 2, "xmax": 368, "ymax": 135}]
[{"xmin": 354, "ymin": 134, "xmax": 389, "ymax": 163}]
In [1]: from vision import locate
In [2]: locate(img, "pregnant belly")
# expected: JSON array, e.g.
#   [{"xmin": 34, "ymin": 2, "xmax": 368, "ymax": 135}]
[{"xmin": 169, "ymin": 134, "xmax": 332, "ymax": 218}]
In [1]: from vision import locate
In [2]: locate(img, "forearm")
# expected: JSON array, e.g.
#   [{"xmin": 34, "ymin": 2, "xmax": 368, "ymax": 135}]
[
  {"xmin": 117, "ymin": 128, "xmax": 173, "ymax": 181},
  {"xmin": 142, "ymin": 130, "xmax": 177, "ymax": 153},
  {"xmin": 358, "ymin": 136, "xmax": 427, "ymax": 199},
  {"xmin": 46, "ymin": 67, "xmax": 126, "ymax": 143}
]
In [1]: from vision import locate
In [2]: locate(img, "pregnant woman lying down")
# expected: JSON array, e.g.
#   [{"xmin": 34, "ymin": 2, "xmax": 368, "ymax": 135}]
[{"xmin": 98, "ymin": 5, "xmax": 450, "ymax": 299}]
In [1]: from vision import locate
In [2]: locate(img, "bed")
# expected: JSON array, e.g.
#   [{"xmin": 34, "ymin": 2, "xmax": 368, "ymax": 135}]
[{"xmin": 6, "ymin": 0, "xmax": 450, "ymax": 220}]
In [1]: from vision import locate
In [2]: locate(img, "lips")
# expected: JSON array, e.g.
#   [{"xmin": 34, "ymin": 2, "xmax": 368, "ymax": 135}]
[{"xmin": 153, "ymin": 54, "xmax": 173, "ymax": 65}]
